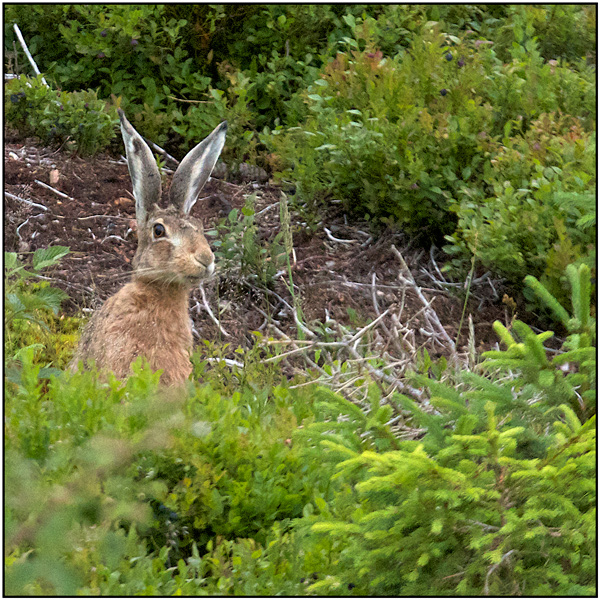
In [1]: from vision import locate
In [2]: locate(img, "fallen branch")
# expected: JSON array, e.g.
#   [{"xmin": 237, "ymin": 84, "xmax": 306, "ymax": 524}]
[
  {"xmin": 346, "ymin": 307, "xmax": 392, "ymax": 346},
  {"xmin": 100, "ymin": 235, "xmax": 127, "ymax": 244},
  {"xmin": 35, "ymin": 274, "xmax": 95, "ymax": 296},
  {"xmin": 204, "ymin": 357, "xmax": 244, "ymax": 369},
  {"xmin": 16, "ymin": 212, "xmax": 46, "ymax": 240},
  {"xmin": 34, "ymin": 180, "xmax": 74, "ymax": 201},
  {"xmin": 391, "ymin": 244, "xmax": 458, "ymax": 360},
  {"xmin": 5, "ymin": 191, "xmax": 47, "ymax": 212},
  {"xmin": 142, "ymin": 137, "xmax": 180, "ymax": 167},
  {"xmin": 75, "ymin": 214, "xmax": 131, "ymax": 221},
  {"xmin": 168, "ymin": 95, "xmax": 212, "ymax": 105},
  {"xmin": 198, "ymin": 284, "xmax": 230, "ymax": 338},
  {"xmin": 324, "ymin": 227, "xmax": 358, "ymax": 245},
  {"xmin": 371, "ymin": 273, "xmax": 408, "ymax": 357},
  {"xmin": 256, "ymin": 202, "xmax": 280, "ymax": 217},
  {"xmin": 266, "ymin": 288, "xmax": 316, "ymax": 339}
]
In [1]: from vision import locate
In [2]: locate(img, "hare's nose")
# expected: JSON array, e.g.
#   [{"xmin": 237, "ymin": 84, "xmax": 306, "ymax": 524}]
[{"xmin": 194, "ymin": 251, "xmax": 214, "ymax": 272}]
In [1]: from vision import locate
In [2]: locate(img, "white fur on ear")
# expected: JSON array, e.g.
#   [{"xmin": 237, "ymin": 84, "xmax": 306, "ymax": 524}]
[
  {"xmin": 119, "ymin": 109, "xmax": 162, "ymax": 225},
  {"xmin": 169, "ymin": 121, "xmax": 227, "ymax": 214}
]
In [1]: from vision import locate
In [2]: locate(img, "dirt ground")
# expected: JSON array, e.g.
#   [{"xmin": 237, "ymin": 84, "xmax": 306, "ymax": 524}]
[{"xmin": 5, "ymin": 128, "xmax": 526, "ymax": 363}]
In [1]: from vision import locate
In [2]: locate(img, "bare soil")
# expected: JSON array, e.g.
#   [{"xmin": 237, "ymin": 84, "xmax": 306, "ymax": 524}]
[{"xmin": 4, "ymin": 129, "xmax": 524, "ymax": 363}]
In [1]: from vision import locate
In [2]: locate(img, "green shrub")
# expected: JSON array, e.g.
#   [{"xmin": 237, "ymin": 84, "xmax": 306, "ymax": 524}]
[
  {"xmin": 492, "ymin": 5, "xmax": 596, "ymax": 65},
  {"xmin": 481, "ymin": 16, "xmax": 596, "ymax": 134},
  {"xmin": 4, "ymin": 256, "xmax": 596, "ymax": 595},
  {"xmin": 4, "ymin": 354, "xmax": 322, "ymax": 595},
  {"xmin": 5, "ymin": 75, "xmax": 117, "ymax": 154},
  {"xmin": 4, "ymin": 247, "xmax": 79, "ymax": 374},
  {"xmin": 143, "ymin": 384, "xmax": 329, "ymax": 552},
  {"xmin": 268, "ymin": 18, "xmax": 595, "ymax": 281},
  {"xmin": 445, "ymin": 114, "xmax": 596, "ymax": 292},
  {"xmin": 301, "ymin": 263, "xmax": 596, "ymax": 595},
  {"xmin": 269, "ymin": 24, "xmax": 494, "ymax": 239},
  {"xmin": 209, "ymin": 195, "xmax": 287, "ymax": 288},
  {"xmin": 4, "ymin": 5, "xmax": 343, "ymax": 156}
]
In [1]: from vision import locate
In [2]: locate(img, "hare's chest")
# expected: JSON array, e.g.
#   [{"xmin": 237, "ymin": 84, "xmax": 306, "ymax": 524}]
[
  {"xmin": 130, "ymin": 302, "xmax": 193, "ymax": 357},
  {"xmin": 104, "ymin": 285, "xmax": 193, "ymax": 382}
]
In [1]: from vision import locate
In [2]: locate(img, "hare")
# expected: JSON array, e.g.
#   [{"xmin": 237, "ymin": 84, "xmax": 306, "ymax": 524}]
[{"xmin": 71, "ymin": 110, "xmax": 227, "ymax": 385}]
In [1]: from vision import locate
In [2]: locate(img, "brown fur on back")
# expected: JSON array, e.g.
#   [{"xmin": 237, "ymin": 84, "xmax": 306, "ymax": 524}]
[{"xmin": 72, "ymin": 281, "xmax": 193, "ymax": 385}]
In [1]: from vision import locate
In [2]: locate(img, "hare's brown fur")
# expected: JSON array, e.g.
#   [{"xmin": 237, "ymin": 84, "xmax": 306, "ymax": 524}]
[
  {"xmin": 71, "ymin": 112, "xmax": 226, "ymax": 385},
  {"xmin": 74, "ymin": 280, "xmax": 193, "ymax": 385}
]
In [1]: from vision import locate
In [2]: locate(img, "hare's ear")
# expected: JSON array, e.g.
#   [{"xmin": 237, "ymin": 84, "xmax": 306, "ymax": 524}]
[
  {"xmin": 118, "ymin": 109, "xmax": 161, "ymax": 226},
  {"xmin": 169, "ymin": 121, "xmax": 227, "ymax": 215}
]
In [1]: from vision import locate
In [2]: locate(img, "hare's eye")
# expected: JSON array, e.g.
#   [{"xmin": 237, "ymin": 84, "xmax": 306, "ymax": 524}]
[{"xmin": 153, "ymin": 223, "xmax": 166, "ymax": 238}]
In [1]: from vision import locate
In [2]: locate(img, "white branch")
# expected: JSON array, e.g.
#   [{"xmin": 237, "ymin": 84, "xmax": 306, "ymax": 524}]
[
  {"xmin": 198, "ymin": 285, "xmax": 230, "ymax": 337},
  {"xmin": 34, "ymin": 180, "xmax": 74, "ymax": 201},
  {"xmin": 13, "ymin": 24, "xmax": 48, "ymax": 86},
  {"xmin": 5, "ymin": 191, "xmax": 47, "ymax": 211}
]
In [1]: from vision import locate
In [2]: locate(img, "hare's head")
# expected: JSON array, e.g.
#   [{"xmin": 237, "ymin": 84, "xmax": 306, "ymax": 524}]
[{"xmin": 118, "ymin": 110, "xmax": 226, "ymax": 287}]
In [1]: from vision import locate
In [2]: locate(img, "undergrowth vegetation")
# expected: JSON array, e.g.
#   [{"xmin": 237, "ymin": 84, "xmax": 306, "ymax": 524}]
[
  {"xmin": 4, "ymin": 4, "xmax": 596, "ymax": 303},
  {"xmin": 4, "ymin": 246, "xmax": 596, "ymax": 595},
  {"xmin": 4, "ymin": 5, "xmax": 597, "ymax": 596}
]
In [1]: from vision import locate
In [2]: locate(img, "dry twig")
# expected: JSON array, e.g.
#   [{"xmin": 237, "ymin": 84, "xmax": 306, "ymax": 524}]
[
  {"xmin": 5, "ymin": 191, "xmax": 47, "ymax": 212},
  {"xmin": 34, "ymin": 179, "xmax": 74, "ymax": 201},
  {"xmin": 197, "ymin": 285, "xmax": 230, "ymax": 338},
  {"xmin": 391, "ymin": 244, "xmax": 458, "ymax": 361}
]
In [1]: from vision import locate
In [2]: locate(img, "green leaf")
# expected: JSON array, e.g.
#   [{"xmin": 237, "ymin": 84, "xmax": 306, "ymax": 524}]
[
  {"xmin": 32, "ymin": 246, "xmax": 69, "ymax": 271},
  {"xmin": 4, "ymin": 252, "xmax": 18, "ymax": 270},
  {"xmin": 342, "ymin": 14, "xmax": 356, "ymax": 29},
  {"xmin": 6, "ymin": 293, "xmax": 26, "ymax": 315},
  {"xmin": 33, "ymin": 286, "xmax": 69, "ymax": 313}
]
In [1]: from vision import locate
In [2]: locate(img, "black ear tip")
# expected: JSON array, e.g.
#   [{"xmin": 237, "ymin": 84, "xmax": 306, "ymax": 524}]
[
  {"xmin": 220, "ymin": 121, "xmax": 228, "ymax": 132},
  {"xmin": 118, "ymin": 109, "xmax": 131, "ymax": 130}
]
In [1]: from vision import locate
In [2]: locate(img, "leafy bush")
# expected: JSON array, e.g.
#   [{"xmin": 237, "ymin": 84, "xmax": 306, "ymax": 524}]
[
  {"xmin": 4, "ymin": 349, "xmax": 323, "ymax": 595},
  {"xmin": 5, "ymin": 7, "xmax": 595, "ymax": 279},
  {"xmin": 5, "ymin": 75, "xmax": 117, "ymax": 154},
  {"xmin": 269, "ymin": 24, "xmax": 495, "ymax": 239},
  {"xmin": 268, "ymin": 17, "xmax": 595, "ymax": 285},
  {"xmin": 4, "ymin": 246, "xmax": 79, "ymax": 373},
  {"xmin": 445, "ymin": 114, "xmax": 596, "ymax": 294},
  {"xmin": 210, "ymin": 195, "xmax": 287, "ymax": 288},
  {"xmin": 5, "ymin": 247, "xmax": 70, "ymax": 332},
  {"xmin": 492, "ymin": 5, "xmax": 596, "ymax": 65},
  {"xmin": 4, "ymin": 257, "xmax": 596, "ymax": 595},
  {"xmin": 4, "ymin": 5, "xmax": 345, "ymax": 157}
]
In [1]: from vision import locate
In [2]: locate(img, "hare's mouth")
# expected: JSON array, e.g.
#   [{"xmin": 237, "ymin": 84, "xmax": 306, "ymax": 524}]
[
  {"xmin": 185, "ymin": 270, "xmax": 212, "ymax": 285},
  {"xmin": 185, "ymin": 274, "xmax": 203, "ymax": 285}
]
